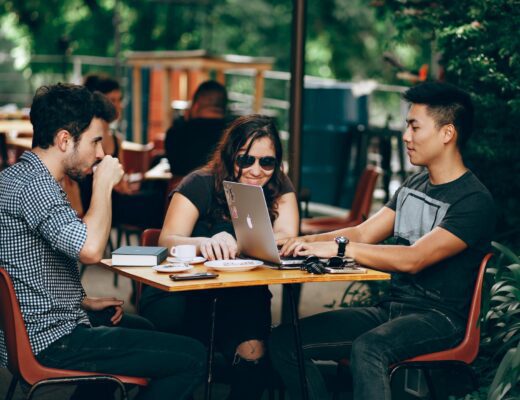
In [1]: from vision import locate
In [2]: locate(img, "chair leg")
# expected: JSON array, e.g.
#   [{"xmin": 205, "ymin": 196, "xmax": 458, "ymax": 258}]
[
  {"xmin": 5, "ymin": 374, "xmax": 18, "ymax": 400},
  {"xmin": 332, "ymin": 360, "xmax": 350, "ymax": 400},
  {"xmin": 26, "ymin": 376, "xmax": 129, "ymax": 400},
  {"xmin": 466, "ymin": 366, "xmax": 478, "ymax": 392},
  {"xmin": 422, "ymin": 368, "xmax": 437, "ymax": 400}
]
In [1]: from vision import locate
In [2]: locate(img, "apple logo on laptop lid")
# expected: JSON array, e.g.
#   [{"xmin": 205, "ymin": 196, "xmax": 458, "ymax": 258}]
[{"xmin": 246, "ymin": 214, "xmax": 254, "ymax": 229}]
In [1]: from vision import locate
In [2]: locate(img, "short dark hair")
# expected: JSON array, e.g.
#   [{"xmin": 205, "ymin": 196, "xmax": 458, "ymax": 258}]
[
  {"xmin": 83, "ymin": 73, "xmax": 120, "ymax": 94},
  {"xmin": 403, "ymin": 82, "xmax": 474, "ymax": 148},
  {"xmin": 92, "ymin": 91, "xmax": 117, "ymax": 123},
  {"xmin": 192, "ymin": 80, "xmax": 228, "ymax": 113},
  {"xmin": 30, "ymin": 83, "xmax": 95, "ymax": 149}
]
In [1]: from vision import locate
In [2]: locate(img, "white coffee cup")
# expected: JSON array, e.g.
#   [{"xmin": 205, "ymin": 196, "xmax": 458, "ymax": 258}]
[{"xmin": 170, "ymin": 245, "xmax": 196, "ymax": 261}]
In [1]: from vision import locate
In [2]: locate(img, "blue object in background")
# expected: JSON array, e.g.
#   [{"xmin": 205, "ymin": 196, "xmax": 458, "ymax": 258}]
[{"xmin": 301, "ymin": 83, "xmax": 368, "ymax": 208}]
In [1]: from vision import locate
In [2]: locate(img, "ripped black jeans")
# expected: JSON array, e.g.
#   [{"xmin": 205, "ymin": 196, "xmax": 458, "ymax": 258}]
[
  {"xmin": 140, "ymin": 285, "xmax": 273, "ymax": 400},
  {"xmin": 270, "ymin": 302, "xmax": 465, "ymax": 400}
]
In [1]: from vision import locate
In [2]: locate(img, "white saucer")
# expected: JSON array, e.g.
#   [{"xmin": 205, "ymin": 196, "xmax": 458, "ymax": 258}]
[
  {"xmin": 204, "ymin": 259, "xmax": 263, "ymax": 272},
  {"xmin": 152, "ymin": 263, "xmax": 193, "ymax": 273},
  {"xmin": 167, "ymin": 256, "xmax": 207, "ymax": 264}
]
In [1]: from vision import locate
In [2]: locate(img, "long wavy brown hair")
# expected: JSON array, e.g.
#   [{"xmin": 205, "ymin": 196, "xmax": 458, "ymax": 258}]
[{"xmin": 204, "ymin": 114, "xmax": 285, "ymax": 224}]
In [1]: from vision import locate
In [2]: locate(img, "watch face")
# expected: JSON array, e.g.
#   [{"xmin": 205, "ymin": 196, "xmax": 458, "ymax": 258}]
[{"xmin": 335, "ymin": 236, "xmax": 347, "ymax": 244}]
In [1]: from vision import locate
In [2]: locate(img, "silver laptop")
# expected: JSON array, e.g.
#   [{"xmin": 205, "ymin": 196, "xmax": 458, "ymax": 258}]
[{"xmin": 223, "ymin": 181, "xmax": 305, "ymax": 269}]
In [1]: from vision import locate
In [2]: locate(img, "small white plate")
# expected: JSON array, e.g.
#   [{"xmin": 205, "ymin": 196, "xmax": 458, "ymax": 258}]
[
  {"xmin": 204, "ymin": 259, "xmax": 263, "ymax": 272},
  {"xmin": 152, "ymin": 263, "xmax": 193, "ymax": 273},
  {"xmin": 167, "ymin": 256, "xmax": 207, "ymax": 264}
]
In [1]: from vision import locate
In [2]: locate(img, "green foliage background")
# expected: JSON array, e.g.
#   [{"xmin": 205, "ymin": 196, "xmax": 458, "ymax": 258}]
[
  {"xmin": 377, "ymin": 0, "xmax": 520, "ymax": 247},
  {"xmin": 1, "ymin": 0, "xmax": 518, "ymax": 243}
]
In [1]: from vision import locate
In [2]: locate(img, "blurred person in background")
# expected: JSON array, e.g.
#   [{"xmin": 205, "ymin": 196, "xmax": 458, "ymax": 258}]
[{"xmin": 165, "ymin": 80, "xmax": 229, "ymax": 176}]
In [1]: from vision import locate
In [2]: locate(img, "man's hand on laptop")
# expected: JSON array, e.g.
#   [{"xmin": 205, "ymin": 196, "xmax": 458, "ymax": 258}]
[
  {"xmin": 278, "ymin": 235, "xmax": 313, "ymax": 257},
  {"xmin": 200, "ymin": 232, "xmax": 238, "ymax": 260},
  {"xmin": 81, "ymin": 297, "xmax": 124, "ymax": 325},
  {"xmin": 288, "ymin": 241, "xmax": 337, "ymax": 259}
]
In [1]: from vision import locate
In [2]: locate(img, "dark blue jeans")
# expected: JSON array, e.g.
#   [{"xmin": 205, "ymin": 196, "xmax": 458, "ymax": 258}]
[
  {"xmin": 36, "ymin": 320, "xmax": 206, "ymax": 400},
  {"xmin": 270, "ymin": 302, "xmax": 465, "ymax": 400}
]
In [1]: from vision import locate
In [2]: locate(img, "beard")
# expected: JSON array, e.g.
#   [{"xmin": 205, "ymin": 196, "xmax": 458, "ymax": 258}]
[
  {"xmin": 64, "ymin": 148, "xmax": 96, "ymax": 182},
  {"xmin": 65, "ymin": 166, "xmax": 89, "ymax": 183}
]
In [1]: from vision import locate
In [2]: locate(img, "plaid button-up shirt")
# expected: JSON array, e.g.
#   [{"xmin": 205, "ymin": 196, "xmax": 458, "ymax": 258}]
[{"xmin": 0, "ymin": 151, "xmax": 89, "ymax": 368}]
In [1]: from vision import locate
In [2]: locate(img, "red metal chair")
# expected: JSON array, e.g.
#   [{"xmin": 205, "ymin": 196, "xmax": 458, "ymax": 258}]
[
  {"xmin": 0, "ymin": 267, "xmax": 148, "ymax": 400},
  {"xmin": 334, "ymin": 253, "xmax": 493, "ymax": 399},
  {"xmin": 300, "ymin": 165, "xmax": 381, "ymax": 234},
  {"xmin": 388, "ymin": 253, "xmax": 493, "ymax": 398},
  {"xmin": 134, "ymin": 228, "xmax": 163, "ymax": 311}
]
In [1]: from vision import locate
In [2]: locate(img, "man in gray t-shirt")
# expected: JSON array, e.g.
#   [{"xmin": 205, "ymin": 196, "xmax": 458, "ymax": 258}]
[{"xmin": 273, "ymin": 82, "xmax": 495, "ymax": 400}]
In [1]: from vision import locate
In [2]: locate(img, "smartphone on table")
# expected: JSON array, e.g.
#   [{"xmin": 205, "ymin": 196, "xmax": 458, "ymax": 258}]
[{"xmin": 170, "ymin": 272, "xmax": 219, "ymax": 281}]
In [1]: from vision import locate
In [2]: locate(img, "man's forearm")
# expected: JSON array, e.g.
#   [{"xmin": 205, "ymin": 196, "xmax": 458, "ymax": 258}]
[
  {"xmin": 310, "ymin": 225, "xmax": 363, "ymax": 243},
  {"xmin": 80, "ymin": 188, "xmax": 113, "ymax": 263}
]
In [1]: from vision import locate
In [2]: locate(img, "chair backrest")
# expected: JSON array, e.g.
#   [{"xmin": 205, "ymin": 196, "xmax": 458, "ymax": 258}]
[
  {"xmin": 408, "ymin": 252, "xmax": 493, "ymax": 364},
  {"xmin": 0, "ymin": 268, "xmax": 150, "ymax": 387},
  {"xmin": 140, "ymin": 228, "xmax": 161, "ymax": 246},
  {"xmin": 348, "ymin": 165, "xmax": 381, "ymax": 222},
  {"xmin": 0, "ymin": 267, "xmax": 27, "ymax": 376},
  {"xmin": 0, "ymin": 267, "xmax": 65, "ymax": 383},
  {"xmin": 136, "ymin": 229, "xmax": 162, "ymax": 311},
  {"xmin": 120, "ymin": 141, "xmax": 154, "ymax": 174}
]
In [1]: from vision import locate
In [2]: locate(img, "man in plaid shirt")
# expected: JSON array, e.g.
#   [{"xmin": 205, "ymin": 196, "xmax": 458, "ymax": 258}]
[{"xmin": 0, "ymin": 83, "xmax": 205, "ymax": 399}]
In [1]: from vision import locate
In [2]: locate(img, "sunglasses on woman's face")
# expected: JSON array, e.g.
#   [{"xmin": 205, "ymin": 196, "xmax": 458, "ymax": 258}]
[{"xmin": 236, "ymin": 154, "xmax": 277, "ymax": 171}]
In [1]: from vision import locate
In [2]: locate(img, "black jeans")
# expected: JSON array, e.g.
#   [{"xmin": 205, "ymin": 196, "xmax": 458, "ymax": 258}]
[
  {"xmin": 36, "ymin": 317, "xmax": 206, "ymax": 400},
  {"xmin": 139, "ymin": 285, "xmax": 273, "ymax": 399},
  {"xmin": 270, "ymin": 302, "xmax": 465, "ymax": 400}
]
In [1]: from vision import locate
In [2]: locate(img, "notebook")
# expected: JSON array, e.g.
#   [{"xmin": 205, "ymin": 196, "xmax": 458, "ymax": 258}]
[{"xmin": 223, "ymin": 181, "xmax": 306, "ymax": 269}]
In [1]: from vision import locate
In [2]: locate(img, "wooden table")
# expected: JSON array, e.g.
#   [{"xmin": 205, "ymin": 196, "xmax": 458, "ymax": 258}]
[
  {"xmin": 5, "ymin": 136, "xmax": 32, "ymax": 150},
  {"xmin": 0, "ymin": 119, "xmax": 33, "ymax": 135},
  {"xmin": 143, "ymin": 162, "xmax": 172, "ymax": 181},
  {"xmin": 99, "ymin": 260, "xmax": 389, "ymax": 399}
]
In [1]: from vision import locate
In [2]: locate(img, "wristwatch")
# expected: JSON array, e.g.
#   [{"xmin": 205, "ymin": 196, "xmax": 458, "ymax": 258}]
[{"xmin": 335, "ymin": 236, "xmax": 349, "ymax": 257}]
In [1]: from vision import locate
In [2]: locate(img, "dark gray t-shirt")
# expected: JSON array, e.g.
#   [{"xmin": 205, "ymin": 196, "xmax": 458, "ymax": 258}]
[
  {"xmin": 174, "ymin": 169, "xmax": 295, "ymax": 238},
  {"xmin": 384, "ymin": 169, "xmax": 495, "ymax": 320}
]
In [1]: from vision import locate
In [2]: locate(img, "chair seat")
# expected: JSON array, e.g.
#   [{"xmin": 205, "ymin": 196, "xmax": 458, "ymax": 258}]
[
  {"xmin": 300, "ymin": 166, "xmax": 381, "ymax": 235},
  {"xmin": 25, "ymin": 364, "xmax": 149, "ymax": 387},
  {"xmin": 0, "ymin": 267, "xmax": 149, "ymax": 400}
]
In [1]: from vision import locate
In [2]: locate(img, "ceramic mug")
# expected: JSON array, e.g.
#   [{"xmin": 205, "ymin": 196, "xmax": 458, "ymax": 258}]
[{"xmin": 170, "ymin": 245, "xmax": 196, "ymax": 261}]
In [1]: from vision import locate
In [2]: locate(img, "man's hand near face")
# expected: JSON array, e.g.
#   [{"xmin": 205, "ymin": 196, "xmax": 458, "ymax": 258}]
[{"xmin": 93, "ymin": 155, "xmax": 124, "ymax": 191}]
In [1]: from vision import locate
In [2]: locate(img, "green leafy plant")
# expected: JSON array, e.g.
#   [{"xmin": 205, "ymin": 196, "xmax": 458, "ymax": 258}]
[
  {"xmin": 376, "ymin": 0, "xmax": 520, "ymax": 248},
  {"xmin": 461, "ymin": 242, "xmax": 520, "ymax": 399},
  {"xmin": 487, "ymin": 341, "xmax": 520, "ymax": 400}
]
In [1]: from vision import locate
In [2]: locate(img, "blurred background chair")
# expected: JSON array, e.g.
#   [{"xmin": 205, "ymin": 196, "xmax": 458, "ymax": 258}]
[
  {"xmin": 0, "ymin": 267, "xmax": 148, "ymax": 400},
  {"xmin": 300, "ymin": 165, "xmax": 382, "ymax": 234}
]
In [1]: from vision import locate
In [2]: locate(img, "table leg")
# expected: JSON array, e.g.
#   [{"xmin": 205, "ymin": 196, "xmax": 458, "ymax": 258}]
[
  {"xmin": 205, "ymin": 295, "xmax": 218, "ymax": 400},
  {"xmin": 286, "ymin": 284, "xmax": 309, "ymax": 400}
]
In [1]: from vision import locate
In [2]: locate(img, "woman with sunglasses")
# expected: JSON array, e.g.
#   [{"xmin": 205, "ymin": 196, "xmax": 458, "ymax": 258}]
[{"xmin": 139, "ymin": 114, "xmax": 299, "ymax": 399}]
